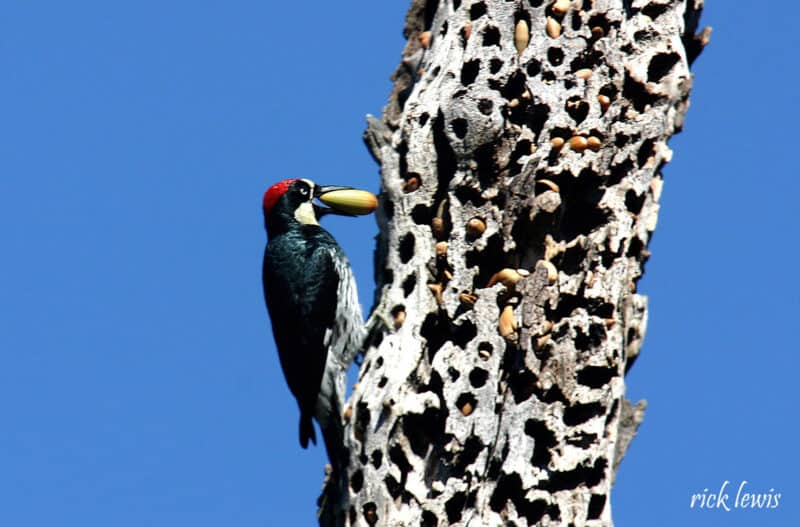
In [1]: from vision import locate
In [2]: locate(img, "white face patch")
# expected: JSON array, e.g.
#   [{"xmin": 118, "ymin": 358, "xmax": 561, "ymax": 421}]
[{"xmin": 294, "ymin": 200, "xmax": 319, "ymax": 225}]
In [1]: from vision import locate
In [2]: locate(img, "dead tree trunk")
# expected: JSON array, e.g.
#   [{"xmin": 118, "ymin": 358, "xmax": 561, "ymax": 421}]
[{"xmin": 324, "ymin": 1, "xmax": 707, "ymax": 525}]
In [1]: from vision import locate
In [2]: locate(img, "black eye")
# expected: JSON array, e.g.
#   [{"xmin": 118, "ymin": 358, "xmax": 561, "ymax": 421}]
[{"xmin": 299, "ymin": 186, "xmax": 309, "ymax": 196}]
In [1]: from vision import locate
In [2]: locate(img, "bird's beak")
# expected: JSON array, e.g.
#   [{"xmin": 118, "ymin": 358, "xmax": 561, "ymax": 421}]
[{"xmin": 314, "ymin": 185, "xmax": 378, "ymax": 217}]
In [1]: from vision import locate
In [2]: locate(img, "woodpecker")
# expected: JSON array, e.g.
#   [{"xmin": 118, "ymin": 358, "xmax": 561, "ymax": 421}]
[{"xmin": 261, "ymin": 178, "xmax": 375, "ymax": 469}]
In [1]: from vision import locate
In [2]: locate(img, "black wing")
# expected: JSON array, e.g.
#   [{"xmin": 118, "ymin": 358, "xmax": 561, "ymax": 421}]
[{"xmin": 262, "ymin": 227, "xmax": 340, "ymax": 446}]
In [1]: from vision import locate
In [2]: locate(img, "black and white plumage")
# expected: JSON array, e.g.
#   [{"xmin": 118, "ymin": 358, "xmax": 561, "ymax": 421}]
[{"xmin": 261, "ymin": 178, "xmax": 365, "ymax": 469}]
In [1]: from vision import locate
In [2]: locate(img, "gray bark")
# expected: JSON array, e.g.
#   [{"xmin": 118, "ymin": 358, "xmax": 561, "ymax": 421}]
[{"xmin": 323, "ymin": 1, "xmax": 707, "ymax": 525}]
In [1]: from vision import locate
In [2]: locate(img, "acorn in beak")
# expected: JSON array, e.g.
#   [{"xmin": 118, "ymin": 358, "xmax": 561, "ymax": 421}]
[{"xmin": 314, "ymin": 185, "xmax": 378, "ymax": 217}]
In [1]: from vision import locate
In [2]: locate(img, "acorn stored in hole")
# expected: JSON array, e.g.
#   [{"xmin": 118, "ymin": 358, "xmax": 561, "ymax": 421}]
[
  {"xmin": 459, "ymin": 292, "xmax": 478, "ymax": 305},
  {"xmin": 418, "ymin": 31, "xmax": 432, "ymax": 49},
  {"xmin": 598, "ymin": 94, "xmax": 611, "ymax": 111},
  {"xmin": 393, "ymin": 309, "xmax": 406, "ymax": 329},
  {"xmin": 463, "ymin": 22, "xmax": 472, "ymax": 40},
  {"xmin": 552, "ymin": 0, "xmax": 571, "ymax": 16},
  {"xmin": 587, "ymin": 136, "xmax": 602, "ymax": 151},
  {"xmin": 466, "ymin": 218, "xmax": 486, "ymax": 238},
  {"xmin": 460, "ymin": 401, "xmax": 474, "ymax": 416},
  {"xmin": 487, "ymin": 268, "xmax": 525, "ymax": 288},
  {"xmin": 499, "ymin": 305, "xmax": 518, "ymax": 339},
  {"xmin": 551, "ymin": 137, "xmax": 565, "ymax": 150},
  {"xmin": 435, "ymin": 241, "xmax": 448, "ymax": 257},
  {"xmin": 536, "ymin": 179, "xmax": 560, "ymax": 193},
  {"xmin": 403, "ymin": 175, "xmax": 420, "ymax": 192},
  {"xmin": 569, "ymin": 135, "xmax": 589, "ymax": 152},
  {"xmin": 575, "ymin": 68, "xmax": 593, "ymax": 80},
  {"xmin": 515, "ymin": 19, "xmax": 530, "ymax": 56},
  {"xmin": 546, "ymin": 17, "xmax": 562, "ymax": 38}
]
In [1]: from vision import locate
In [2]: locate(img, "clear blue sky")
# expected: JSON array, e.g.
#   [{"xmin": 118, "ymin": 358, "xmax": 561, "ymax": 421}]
[{"xmin": 1, "ymin": 1, "xmax": 796, "ymax": 526}]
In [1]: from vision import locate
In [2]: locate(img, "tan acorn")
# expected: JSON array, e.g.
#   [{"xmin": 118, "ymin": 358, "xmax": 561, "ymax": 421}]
[
  {"xmin": 569, "ymin": 135, "xmax": 589, "ymax": 152},
  {"xmin": 575, "ymin": 68, "xmax": 592, "ymax": 80},
  {"xmin": 459, "ymin": 292, "xmax": 478, "ymax": 305},
  {"xmin": 515, "ymin": 19, "xmax": 530, "ymax": 56},
  {"xmin": 551, "ymin": 137, "xmax": 565, "ymax": 150},
  {"xmin": 466, "ymin": 218, "xmax": 486, "ymax": 238},
  {"xmin": 435, "ymin": 241, "xmax": 448, "ymax": 257},
  {"xmin": 552, "ymin": 0, "xmax": 571, "ymax": 16},
  {"xmin": 598, "ymin": 94, "xmax": 611, "ymax": 111},
  {"xmin": 403, "ymin": 175, "xmax": 420, "ymax": 192},
  {"xmin": 393, "ymin": 309, "xmax": 406, "ymax": 329},
  {"xmin": 587, "ymin": 136, "xmax": 602, "ymax": 151},
  {"xmin": 463, "ymin": 21, "xmax": 472, "ymax": 40},
  {"xmin": 460, "ymin": 401, "xmax": 474, "ymax": 416},
  {"xmin": 536, "ymin": 179, "xmax": 560, "ymax": 193},
  {"xmin": 499, "ymin": 305, "xmax": 518, "ymax": 339},
  {"xmin": 487, "ymin": 268, "xmax": 525, "ymax": 288},
  {"xmin": 546, "ymin": 17, "xmax": 562, "ymax": 38},
  {"xmin": 428, "ymin": 283, "xmax": 443, "ymax": 304},
  {"xmin": 418, "ymin": 31, "xmax": 432, "ymax": 49}
]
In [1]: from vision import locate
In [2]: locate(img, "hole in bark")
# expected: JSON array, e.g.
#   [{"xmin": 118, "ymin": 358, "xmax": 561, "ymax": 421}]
[
  {"xmin": 411, "ymin": 204, "xmax": 433, "ymax": 226},
  {"xmin": 559, "ymin": 243, "xmax": 586, "ymax": 275},
  {"xmin": 483, "ymin": 26, "xmax": 500, "ymax": 46},
  {"xmin": 563, "ymin": 401, "xmax": 605, "ymax": 426},
  {"xmin": 453, "ymin": 435, "xmax": 484, "ymax": 476},
  {"xmin": 490, "ymin": 472, "xmax": 547, "ymax": 524},
  {"xmin": 637, "ymin": 138, "xmax": 656, "ymax": 168},
  {"xmin": 371, "ymin": 449, "xmax": 383, "ymax": 468},
  {"xmin": 577, "ymin": 365, "xmax": 617, "ymax": 388},
  {"xmin": 570, "ymin": 9, "xmax": 582, "ymax": 30},
  {"xmin": 350, "ymin": 469, "xmax": 364, "ymax": 492},
  {"xmin": 509, "ymin": 367, "xmax": 538, "ymax": 403},
  {"xmin": 421, "ymin": 510, "xmax": 439, "ymax": 527},
  {"xmin": 525, "ymin": 419, "xmax": 557, "ymax": 467},
  {"xmin": 467, "ymin": 234, "xmax": 506, "ymax": 290},
  {"xmin": 354, "ymin": 402, "xmax": 370, "ymax": 442},
  {"xmin": 526, "ymin": 59, "xmax": 541, "ymax": 77},
  {"xmin": 547, "ymin": 47, "xmax": 564, "ymax": 66},
  {"xmin": 362, "ymin": 502, "xmax": 379, "ymax": 526},
  {"xmin": 378, "ymin": 376, "xmax": 388, "ymax": 388},
  {"xmin": 445, "ymin": 491, "xmax": 467, "ymax": 523},
  {"xmin": 399, "ymin": 232, "xmax": 415, "ymax": 263},
  {"xmin": 403, "ymin": 403, "xmax": 446, "ymax": 457},
  {"xmin": 453, "ymin": 319, "xmax": 477, "ymax": 348},
  {"xmin": 588, "ymin": 493, "xmax": 607, "ymax": 520},
  {"xmin": 469, "ymin": 2, "xmax": 487, "ymax": 20},
  {"xmin": 433, "ymin": 110, "xmax": 457, "ymax": 191},
  {"xmin": 451, "ymin": 118, "xmax": 468, "ymax": 139},
  {"xmin": 623, "ymin": 72, "xmax": 659, "ymax": 112},
  {"xmin": 461, "ymin": 59, "xmax": 481, "ymax": 86},
  {"xmin": 456, "ymin": 392, "xmax": 477, "ymax": 413},
  {"xmin": 349, "ymin": 506, "xmax": 357, "ymax": 525},
  {"xmin": 440, "ymin": 20, "xmax": 449, "ymax": 37},
  {"xmin": 575, "ymin": 323, "xmax": 606, "ymax": 351},
  {"xmin": 421, "ymin": 311, "xmax": 451, "ymax": 360},
  {"xmin": 454, "ymin": 186, "xmax": 485, "ymax": 206},
  {"xmin": 419, "ymin": 112, "xmax": 430, "ymax": 126},
  {"xmin": 478, "ymin": 98, "xmax": 493, "ymax": 115},
  {"xmin": 642, "ymin": 2, "xmax": 669, "ymax": 19},
  {"xmin": 628, "ymin": 235, "xmax": 645, "ymax": 258},
  {"xmin": 469, "ymin": 367, "xmax": 489, "ymax": 388},
  {"xmin": 542, "ymin": 457, "xmax": 608, "ymax": 491},
  {"xmin": 453, "ymin": 0, "xmax": 461, "ymax": 9},
  {"xmin": 402, "ymin": 273, "xmax": 416, "ymax": 297},
  {"xmin": 565, "ymin": 96, "xmax": 589, "ymax": 124},
  {"xmin": 375, "ymin": 356, "xmax": 384, "ymax": 368},
  {"xmin": 501, "ymin": 70, "xmax": 528, "ymax": 100},
  {"xmin": 447, "ymin": 366, "xmax": 460, "ymax": 382},
  {"xmin": 625, "ymin": 189, "xmax": 646, "ymax": 214},
  {"xmin": 551, "ymin": 169, "xmax": 609, "ymax": 239},
  {"xmin": 570, "ymin": 49, "xmax": 604, "ymax": 72},
  {"xmin": 608, "ymin": 158, "xmax": 634, "ymax": 186},
  {"xmin": 384, "ymin": 474, "xmax": 401, "ymax": 499},
  {"xmin": 389, "ymin": 444, "xmax": 412, "ymax": 475},
  {"xmin": 567, "ymin": 431, "xmax": 598, "ymax": 448},
  {"xmin": 489, "ymin": 57, "xmax": 504, "ymax": 73}
]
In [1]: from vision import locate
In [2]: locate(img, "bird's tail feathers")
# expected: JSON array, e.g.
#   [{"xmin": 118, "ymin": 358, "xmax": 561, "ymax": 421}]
[{"xmin": 299, "ymin": 414, "xmax": 316, "ymax": 448}]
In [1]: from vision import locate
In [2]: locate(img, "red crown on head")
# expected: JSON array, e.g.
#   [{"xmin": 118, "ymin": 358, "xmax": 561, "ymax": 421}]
[{"xmin": 262, "ymin": 178, "xmax": 299, "ymax": 216}]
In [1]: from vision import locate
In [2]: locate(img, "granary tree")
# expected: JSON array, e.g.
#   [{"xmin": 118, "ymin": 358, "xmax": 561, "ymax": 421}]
[{"xmin": 320, "ymin": 0, "xmax": 707, "ymax": 525}]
